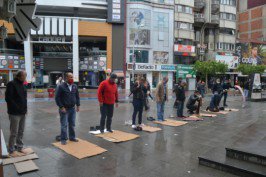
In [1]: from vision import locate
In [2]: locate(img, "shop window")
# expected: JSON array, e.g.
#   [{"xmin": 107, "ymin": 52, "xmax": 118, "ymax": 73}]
[
  {"xmin": 130, "ymin": 50, "xmax": 149, "ymax": 63},
  {"xmin": 175, "ymin": 5, "xmax": 193, "ymax": 14}
]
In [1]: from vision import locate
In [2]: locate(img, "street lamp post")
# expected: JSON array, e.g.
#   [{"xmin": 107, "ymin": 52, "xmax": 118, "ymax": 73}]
[{"xmin": 131, "ymin": 24, "xmax": 144, "ymax": 84}]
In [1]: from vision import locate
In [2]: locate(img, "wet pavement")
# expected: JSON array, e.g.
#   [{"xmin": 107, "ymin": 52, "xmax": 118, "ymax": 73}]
[{"xmin": 0, "ymin": 91, "xmax": 265, "ymax": 177}]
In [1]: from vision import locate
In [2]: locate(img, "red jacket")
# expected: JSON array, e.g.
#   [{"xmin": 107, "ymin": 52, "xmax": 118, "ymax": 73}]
[{"xmin": 97, "ymin": 79, "xmax": 118, "ymax": 105}]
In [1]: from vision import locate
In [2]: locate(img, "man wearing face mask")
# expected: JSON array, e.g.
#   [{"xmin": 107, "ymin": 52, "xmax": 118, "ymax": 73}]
[
  {"xmin": 97, "ymin": 73, "xmax": 119, "ymax": 133},
  {"xmin": 55, "ymin": 72, "xmax": 80, "ymax": 145}
]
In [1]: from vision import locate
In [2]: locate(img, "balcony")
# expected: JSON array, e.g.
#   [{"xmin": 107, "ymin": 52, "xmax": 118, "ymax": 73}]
[
  {"xmin": 211, "ymin": 15, "xmax": 219, "ymax": 24},
  {"xmin": 194, "ymin": 0, "xmax": 205, "ymax": 12},
  {"xmin": 211, "ymin": 0, "xmax": 220, "ymax": 14},
  {"xmin": 194, "ymin": 13, "xmax": 205, "ymax": 23}
]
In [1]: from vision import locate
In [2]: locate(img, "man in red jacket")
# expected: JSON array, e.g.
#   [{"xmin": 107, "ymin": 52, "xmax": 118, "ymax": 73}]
[{"xmin": 97, "ymin": 73, "xmax": 119, "ymax": 133}]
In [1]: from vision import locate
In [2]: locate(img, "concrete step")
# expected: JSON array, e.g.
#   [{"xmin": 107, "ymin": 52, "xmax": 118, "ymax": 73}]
[
  {"xmin": 199, "ymin": 148, "xmax": 266, "ymax": 177},
  {"xmin": 226, "ymin": 147, "xmax": 266, "ymax": 166}
]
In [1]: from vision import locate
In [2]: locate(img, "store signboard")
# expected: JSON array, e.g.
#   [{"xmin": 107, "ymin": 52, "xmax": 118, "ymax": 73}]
[
  {"xmin": 127, "ymin": 63, "xmax": 176, "ymax": 72},
  {"xmin": 215, "ymin": 54, "xmax": 239, "ymax": 69},
  {"xmin": 176, "ymin": 65, "xmax": 196, "ymax": 79},
  {"xmin": 0, "ymin": 54, "xmax": 25, "ymax": 69},
  {"xmin": 174, "ymin": 44, "xmax": 196, "ymax": 53},
  {"xmin": 107, "ymin": 0, "xmax": 125, "ymax": 24}
]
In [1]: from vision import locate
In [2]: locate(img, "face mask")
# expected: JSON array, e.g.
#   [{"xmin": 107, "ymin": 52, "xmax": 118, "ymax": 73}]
[{"xmin": 68, "ymin": 79, "xmax": 74, "ymax": 85}]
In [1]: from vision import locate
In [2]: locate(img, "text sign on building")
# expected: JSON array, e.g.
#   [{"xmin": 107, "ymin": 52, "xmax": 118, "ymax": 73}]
[
  {"xmin": 107, "ymin": 0, "xmax": 125, "ymax": 24},
  {"xmin": 174, "ymin": 45, "xmax": 195, "ymax": 53},
  {"xmin": 176, "ymin": 65, "xmax": 196, "ymax": 79}
]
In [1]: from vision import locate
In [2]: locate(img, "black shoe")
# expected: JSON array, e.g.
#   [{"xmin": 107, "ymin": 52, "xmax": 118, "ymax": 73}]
[
  {"xmin": 70, "ymin": 138, "xmax": 79, "ymax": 142},
  {"xmin": 100, "ymin": 130, "xmax": 104, "ymax": 134},
  {"xmin": 224, "ymin": 104, "xmax": 228, "ymax": 107},
  {"xmin": 107, "ymin": 129, "xmax": 113, "ymax": 133}
]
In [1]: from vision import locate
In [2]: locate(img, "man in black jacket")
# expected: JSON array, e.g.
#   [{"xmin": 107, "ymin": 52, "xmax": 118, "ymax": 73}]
[
  {"xmin": 186, "ymin": 91, "xmax": 202, "ymax": 114},
  {"xmin": 131, "ymin": 77, "xmax": 145, "ymax": 128},
  {"xmin": 55, "ymin": 72, "xmax": 80, "ymax": 145},
  {"xmin": 176, "ymin": 82, "xmax": 187, "ymax": 118},
  {"xmin": 5, "ymin": 70, "xmax": 27, "ymax": 157},
  {"xmin": 222, "ymin": 79, "xmax": 234, "ymax": 107}
]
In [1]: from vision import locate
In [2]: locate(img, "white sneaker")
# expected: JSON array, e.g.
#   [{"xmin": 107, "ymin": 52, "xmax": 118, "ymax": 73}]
[
  {"xmin": 139, "ymin": 123, "xmax": 145, "ymax": 127},
  {"xmin": 132, "ymin": 125, "xmax": 137, "ymax": 129}
]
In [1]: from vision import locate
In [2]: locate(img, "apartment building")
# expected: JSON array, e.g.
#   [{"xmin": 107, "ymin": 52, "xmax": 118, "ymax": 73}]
[{"xmin": 193, "ymin": 0, "xmax": 237, "ymax": 67}]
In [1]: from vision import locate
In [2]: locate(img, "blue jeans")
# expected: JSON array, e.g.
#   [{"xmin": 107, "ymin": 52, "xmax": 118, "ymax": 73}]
[
  {"xmin": 157, "ymin": 102, "xmax": 165, "ymax": 121},
  {"xmin": 59, "ymin": 107, "xmax": 76, "ymax": 142},
  {"xmin": 176, "ymin": 100, "xmax": 185, "ymax": 117}
]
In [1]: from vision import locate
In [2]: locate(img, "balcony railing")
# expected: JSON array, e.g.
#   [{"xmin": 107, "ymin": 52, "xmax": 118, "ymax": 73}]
[
  {"xmin": 194, "ymin": 13, "xmax": 205, "ymax": 23},
  {"xmin": 211, "ymin": 15, "xmax": 219, "ymax": 24},
  {"xmin": 212, "ymin": 0, "xmax": 220, "ymax": 14},
  {"xmin": 194, "ymin": 0, "xmax": 205, "ymax": 11}
]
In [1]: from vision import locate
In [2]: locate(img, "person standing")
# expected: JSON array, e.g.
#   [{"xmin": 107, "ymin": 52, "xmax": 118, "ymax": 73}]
[
  {"xmin": 176, "ymin": 82, "xmax": 187, "ymax": 118},
  {"xmin": 173, "ymin": 77, "xmax": 183, "ymax": 108},
  {"xmin": 55, "ymin": 73, "xmax": 80, "ymax": 145},
  {"xmin": 5, "ymin": 70, "xmax": 28, "ymax": 157},
  {"xmin": 56, "ymin": 76, "xmax": 64, "ymax": 86},
  {"xmin": 244, "ymin": 80, "xmax": 250, "ymax": 98},
  {"xmin": 155, "ymin": 77, "xmax": 168, "ymax": 121},
  {"xmin": 97, "ymin": 73, "xmax": 119, "ymax": 133},
  {"xmin": 222, "ymin": 79, "xmax": 234, "ymax": 107},
  {"xmin": 143, "ymin": 79, "xmax": 152, "ymax": 110},
  {"xmin": 131, "ymin": 77, "xmax": 145, "ymax": 128}
]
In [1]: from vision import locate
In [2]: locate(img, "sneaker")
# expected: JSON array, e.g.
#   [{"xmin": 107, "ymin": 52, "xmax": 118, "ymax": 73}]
[
  {"xmin": 61, "ymin": 141, "xmax": 67, "ymax": 145},
  {"xmin": 70, "ymin": 138, "xmax": 79, "ymax": 142},
  {"xmin": 132, "ymin": 125, "xmax": 137, "ymax": 129},
  {"xmin": 107, "ymin": 129, "xmax": 113, "ymax": 133},
  {"xmin": 139, "ymin": 123, "xmax": 145, "ymax": 127}
]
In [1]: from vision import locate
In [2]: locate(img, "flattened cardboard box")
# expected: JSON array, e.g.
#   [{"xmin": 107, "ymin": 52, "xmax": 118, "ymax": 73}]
[
  {"xmin": 14, "ymin": 160, "xmax": 39, "ymax": 174},
  {"xmin": 204, "ymin": 110, "xmax": 228, "ymax": 115},
  {"xmin": 154, "ymin": 119, "xmax": 187, "ymax": 127},
  {"xmin": 96, "ymin": 130, "xmax": 139, "ymax": 143},
  {"xmin": 53, "ymin": 138, "xmax": 107, "ymax": 159},
  {"xmin": 142, "ymin": 126, "xmax": 162, "ymax": 133},
  {"xmin": 3, "ymin": 153, "xmax": 39, "ymax": 165}
]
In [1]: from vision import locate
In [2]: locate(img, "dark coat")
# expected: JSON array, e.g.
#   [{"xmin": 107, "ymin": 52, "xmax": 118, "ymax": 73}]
[
  {"xmin": 55, "ymin": 82, "xmax": 80, "ymax": 108},
  {"xmin": 5, "ymin": 79, "xmax": 27, "ymax": 115}
]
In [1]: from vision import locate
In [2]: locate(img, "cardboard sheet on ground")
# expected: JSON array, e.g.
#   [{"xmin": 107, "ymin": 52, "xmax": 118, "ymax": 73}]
[
  {"xmin": 154, "ymin": 119, "xmax": 187, "ymax": 127},
  {"xmin": 52, "ymin": 138, "xmax": 107, "ymax": 159},
  {"xmin": 14, "ymin": 160, "xmax": 39, "ymax": 174},
  {"xmin": 225, "ymin": 108, "xmax": 239, "ymax": 112},
  {"xmin": 142, "ymin": 125, "xmax": 162, "ymax": 132},
  {"xmin": 96, "ymin": 130, "xmax": 139, "ymax": 143},
  {"xmin": 3, "ymin": 153, "xmax": 39, "ymax": 165},
  {"xmin": 203, "ymin": 110, "xmax": 228, "ymax": 115},
  {"xmin": 185, "ymin": 116, "xmax": 204, "ymax": 121}
]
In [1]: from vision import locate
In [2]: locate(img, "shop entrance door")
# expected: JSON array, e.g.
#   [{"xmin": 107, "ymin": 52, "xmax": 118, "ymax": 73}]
[{"xmin": 49, "ymin": 72, "xmax": 63, "ymax": 86}]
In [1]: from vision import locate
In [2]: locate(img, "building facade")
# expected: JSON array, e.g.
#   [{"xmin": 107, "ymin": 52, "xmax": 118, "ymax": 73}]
[
  {"xmin": 125, "ymin": 0, "xmax": 175, "ymax": 89},
  {"xmin": 0, "ymin": 0, "xmax": 126, "ymax": 88}
]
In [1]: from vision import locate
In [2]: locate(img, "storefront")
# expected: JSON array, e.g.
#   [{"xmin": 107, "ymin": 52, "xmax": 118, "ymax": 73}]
[
  {"xmin": 174, "ymin": 44, "xmax": 196, "ymax": 64},
  {"xmin": 126, "ymin": 63, "xmax": 176, "ymax": 90}
]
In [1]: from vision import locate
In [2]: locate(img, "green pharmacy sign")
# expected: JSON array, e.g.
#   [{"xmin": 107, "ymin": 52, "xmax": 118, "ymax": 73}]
[{"xmin": 176, "ymin": 65, "xmax": 196, "ymax": 79}]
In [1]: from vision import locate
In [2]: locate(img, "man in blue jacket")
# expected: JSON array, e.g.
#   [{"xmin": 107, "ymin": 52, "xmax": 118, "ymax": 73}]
[{"xmin": 56, "ymin": 72, "xmax": 80, "ymax": 145}]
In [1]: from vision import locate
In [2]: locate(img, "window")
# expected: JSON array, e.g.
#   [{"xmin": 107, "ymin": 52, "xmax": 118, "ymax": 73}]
[
  {"xmin": 219, "ymin": 28, "xmax": 235, "ymax": 35},
  {"xmin": 175, "ymin": 5, "xmax": 193, "ymax": 14},
  {"xmin": 220, "ymin": 0, "xmax": 236, "ymax": 6},
  {"xmin": 216, "ymin": 43, "xmax": 235, "ymax": 51},
  {"xmin": 220, "ymin": 12, "xmax": 236, "ymax": 21},
  {"xmin": 130, "ymin": 50, "xmax": 149, "ymax": 63},
  {"xmin": 175, "ymin": 22, "xmax": 193, "ymax": 30}
]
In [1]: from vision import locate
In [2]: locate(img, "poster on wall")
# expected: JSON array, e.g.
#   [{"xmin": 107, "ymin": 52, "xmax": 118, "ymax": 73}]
[
  {"xmin": 176, "ymin": 65, "xmax": 196, "ymax": 79},
  {"xmin": 236, "ymin": 43, "xmax": 265, "ymax": 65},
  {"xmin": 129, "ymin": 29, "xmax": 150, "ymax": 46},
  {"xmin": 153, "ymin": 51, "xmax": 169, "ymax": 64},
  {"xmin": 215, "ymin": 54, "xmax": 239, "ymax": 69},
  {"xmin": 129, "ymin": 8, "xmax": 151, "ymax": 46}
]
